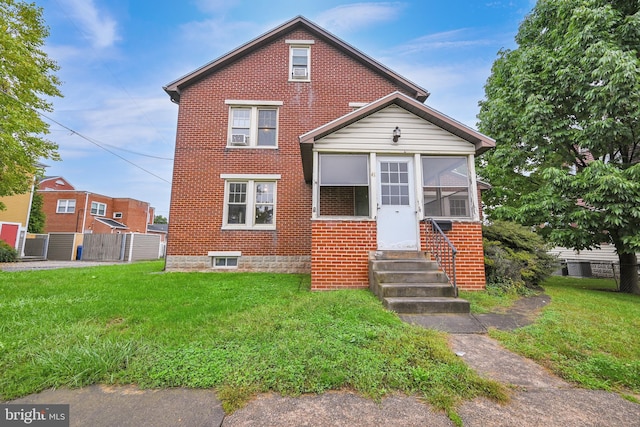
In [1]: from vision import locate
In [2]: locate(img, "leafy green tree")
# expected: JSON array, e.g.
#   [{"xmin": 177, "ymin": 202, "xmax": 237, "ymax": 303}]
[
  {"xmin": 27, "ymin": 191, "xmax": 45, "ymax": 233},
  {"xmin": 0, "ymin": 0, "xmax": 61, "ymax": 210},
  {"xmin": 154, "ymin": 215, "xmax": 168, "ymax": 224},
  {"xmin": 478, "ymin": 0, "xmax": 640, "ymax": 294}
]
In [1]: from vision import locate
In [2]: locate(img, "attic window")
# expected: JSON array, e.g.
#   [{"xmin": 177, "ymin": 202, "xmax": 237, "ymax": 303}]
[{"xmin": 286, "ymin": 40, "xmax": 313, "ymax": 82}]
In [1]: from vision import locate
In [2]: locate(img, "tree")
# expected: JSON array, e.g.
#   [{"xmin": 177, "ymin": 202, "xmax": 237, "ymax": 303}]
[
  {"xmin": 478, "ymin": 0, "xmax": 640, "ymax": 294},
  {"xmin": 0, "ymin": 0, "xmax": 61, "ymax": 210},
  {"xmin": 154, "ymin": 215, "xmax": 168, "ymax": 224},
  {"xmin": 27, "ymin": 191, "xmax": 45, "ymax": 233}
]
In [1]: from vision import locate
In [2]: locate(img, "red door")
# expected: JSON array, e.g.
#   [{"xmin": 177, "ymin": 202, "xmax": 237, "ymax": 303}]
[{"xmin": 0, "ymin": 223, "xmax": 19, "ymax": 248}]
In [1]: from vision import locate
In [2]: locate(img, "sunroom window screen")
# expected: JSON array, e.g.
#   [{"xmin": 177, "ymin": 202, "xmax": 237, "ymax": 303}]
[
  {"xmin": 319, "ymin": 154, "xmax": 368, "ymax": 186},
  {"xmin": 422, "ymin": 156, "xmax": 470, "ymax": 217}
]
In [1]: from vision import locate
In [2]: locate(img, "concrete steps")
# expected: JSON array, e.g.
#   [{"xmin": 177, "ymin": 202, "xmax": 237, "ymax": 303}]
[{"xmin": 369, "ymin": 251, "xmax": 469, "ymax": 314}]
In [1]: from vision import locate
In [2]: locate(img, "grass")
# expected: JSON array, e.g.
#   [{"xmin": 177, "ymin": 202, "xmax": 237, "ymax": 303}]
[
  {"xmin": 483, "ymin": 276, "xmax": 640, "ymax": 395},
  {"xmin": 460, "ymin": 281, "xmax": 540, "ymax": 313},
  {"xmin": 0, "ymin": 261, "xmax": 507, "ymax": 419}
]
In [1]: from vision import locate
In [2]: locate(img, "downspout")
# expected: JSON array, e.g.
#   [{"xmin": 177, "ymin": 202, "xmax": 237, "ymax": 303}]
[
  {"xmin": 24, "ymin": 178, "xmax": 36, "ymax": 233},
  {"xmin": 81, "ymin": 192, "xmax": 89, "ymax": 232},
  {"xmin": 146, "ymin": 203, "xmax": 151, "ymax": 231},
  {"xmin": 21, "ymin": 178, "xmax": 37, "ymax": 257}
]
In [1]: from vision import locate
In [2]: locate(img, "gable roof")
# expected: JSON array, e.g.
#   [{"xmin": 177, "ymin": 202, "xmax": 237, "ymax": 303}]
[
  {"xmin": 163, "ymin": 16, "xmax": 429, "ymax": 103},
  {"xmin": 299, "ymin": 91, "xmax": 496, "ymax": 181}
]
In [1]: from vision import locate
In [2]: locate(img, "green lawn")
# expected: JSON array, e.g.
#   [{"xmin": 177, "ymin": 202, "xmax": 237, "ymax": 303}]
[
  {"xmin": 485, "ymin": 276, "xmax": 640, "ymax": 397},
  {"xmin": 0, "ymin": 261, "xmax": 506, "ymax": 419}
]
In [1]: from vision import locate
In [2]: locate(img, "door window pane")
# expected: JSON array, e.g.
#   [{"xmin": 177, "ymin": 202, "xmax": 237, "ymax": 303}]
[{"xmin": 380, "ymin": 161, "xmax": 410, "ymax": 206}]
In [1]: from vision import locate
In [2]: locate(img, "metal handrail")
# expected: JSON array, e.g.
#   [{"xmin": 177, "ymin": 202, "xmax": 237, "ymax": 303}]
[{"xmin": 424, "ymin": 218, "xmax": 458, "ymax": 297}]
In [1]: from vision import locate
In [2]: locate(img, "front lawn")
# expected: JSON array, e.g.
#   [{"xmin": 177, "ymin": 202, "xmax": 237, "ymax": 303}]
[
  {"xmin": 487, "ymin": 276, "xmax": 640, "ymax": 396},
  {"xmin": 0, "ymin": 261, "xmax": 506, "ymax": 418}
]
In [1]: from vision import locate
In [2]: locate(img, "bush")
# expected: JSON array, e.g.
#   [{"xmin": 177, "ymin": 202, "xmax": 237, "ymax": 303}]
[
  {"xmin": 0, "ymin": 240, "xmax": 18, "ymax": 262},
  {"xmin": 483, "ymin": 221, "xmax": 558, "ymax": 292}
]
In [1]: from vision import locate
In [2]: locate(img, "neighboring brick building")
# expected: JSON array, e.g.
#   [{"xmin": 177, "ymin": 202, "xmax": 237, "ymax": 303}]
[
  {"xmin": 163, "ymin": 16, "xmax": 494, "ymax": 291},
  {"xmin": 38, "ymin": 177, "xmax": 155, "ymax": 234}
]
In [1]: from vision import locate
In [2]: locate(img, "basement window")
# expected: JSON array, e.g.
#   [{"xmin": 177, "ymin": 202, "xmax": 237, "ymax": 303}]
[
  {"xmin": 214, "ymin": 257, "xmax": 238, "ymax": 268},
  {"xmin": 209, "ymin": 251, "xmax": 241, "ymax": 269}
]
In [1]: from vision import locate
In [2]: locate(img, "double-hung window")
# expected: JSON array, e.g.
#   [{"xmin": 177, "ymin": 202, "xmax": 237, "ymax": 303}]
[
  {"xmin": 90, "ymin": 201, "xmax": 107, "ymax": 216},
  {"xmin": 221, "ymin": 174, "xmax": 279, "ymax": 229},
  {"xmin": 422, "ymin": 156, "xmax": 471, "ymax": 218},
  {"xmin": 56, "ymin": 199, "xmax": 76, "ymax": 213},
  {"xmin": 226, "ymin": 101, "xmax": 281, "ymax": 148},
  {"xmin": 286, "ymin": 40, "xmax": 313, "ymax": 81}
]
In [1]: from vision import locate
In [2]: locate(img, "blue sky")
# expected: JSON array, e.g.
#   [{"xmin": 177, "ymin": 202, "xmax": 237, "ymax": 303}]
[{"xmin": 35, "ymin": 0, "xmax": 535, "ymax": 219}]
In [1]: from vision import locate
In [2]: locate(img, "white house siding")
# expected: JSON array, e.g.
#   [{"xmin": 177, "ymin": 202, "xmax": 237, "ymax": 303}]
[
  {"xmin": 550, "ymin": 244, "xmax": 640, "ymax": 279},
  {"xmin": 314, "ymin": 105, "xmax": 476, "ymax": 154}
]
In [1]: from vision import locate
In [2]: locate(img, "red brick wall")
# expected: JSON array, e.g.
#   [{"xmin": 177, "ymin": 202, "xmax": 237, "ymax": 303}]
[
  {"xmin": 319, "ymin": 187, "xmax": 355, "ymax": 216},
  {"xmin": 112, "ymin": 198, "xmax": 151, "ymax": 233},
  {"xmin": 168, "ymin": 28, "xmax": 416, "ymax": 258},
  {"xmin": 39, "ymin": 191, "xmax": 151, "ymax": 234},
  {"xmin": 311, "ymin": 220, "xmax": 376, "ymax": 289},
  {"xmin": 40, "ymin": 191, "xmax": 91, "ymax": 233},
  {"xmin": 421, "ymin": 220, "xmax": 486, "ymax": 290}
]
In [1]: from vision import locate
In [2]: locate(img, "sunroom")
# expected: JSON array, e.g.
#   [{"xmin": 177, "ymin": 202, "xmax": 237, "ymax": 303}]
[{"xmin": 299, "ymin": 92, "xmax": 495, "ymax": 290}]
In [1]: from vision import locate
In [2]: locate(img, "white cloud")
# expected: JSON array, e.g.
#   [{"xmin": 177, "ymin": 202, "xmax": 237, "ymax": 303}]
[
  {"xmin": 315, "ymin": 2, "xmax": 406, "ymax": 34},
  {"xmin": 179, "ymin": 18, "xmax": 259, "ymax": 55},
  {"xmin": 58, "ymin": 0, "xmax": 119, "ymax": 49},
  {"xmin": 394, "ymin": 29, "xmax": 493, "ymax": 56}
]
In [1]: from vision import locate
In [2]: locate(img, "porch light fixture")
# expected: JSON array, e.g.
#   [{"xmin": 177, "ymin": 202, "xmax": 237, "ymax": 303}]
[{"xmin": 392, "ymin": 126, "xmax": 401, "ymax": 143}]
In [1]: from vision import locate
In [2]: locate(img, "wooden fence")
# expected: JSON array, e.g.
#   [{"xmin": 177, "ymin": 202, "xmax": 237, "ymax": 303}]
[
  {"xmin": 81, "ymin": 233, "xmax": 161, "ymax": 262},
  {"xmin": 82, "ymin": 234, "xmax": 126, "ymax": 261}
]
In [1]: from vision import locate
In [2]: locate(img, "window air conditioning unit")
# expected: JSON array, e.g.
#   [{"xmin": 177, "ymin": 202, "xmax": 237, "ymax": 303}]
[
  {"xmin": 230, "ymin": 134, "xmax": 248, "ymax": 145},
  {"xmin": 292, "ymin": 67, "xmax": 308, "ymax": 78},
  {"xmin": 113, "ymin": 212, "xmax": 123, "ymax": 219}
]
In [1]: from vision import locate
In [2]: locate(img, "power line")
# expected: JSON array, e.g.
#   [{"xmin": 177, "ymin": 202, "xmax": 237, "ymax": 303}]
[
  {"xmin": 1, "ymin": 89, "xmax": 172, "ymax": 184},
  {"xmin": 48, "ymin": 129, "xmax": 174, "ymax": 160},
  {"xmin": 51, "ymin": 0, "xmax": 175, "ymax": 149}
]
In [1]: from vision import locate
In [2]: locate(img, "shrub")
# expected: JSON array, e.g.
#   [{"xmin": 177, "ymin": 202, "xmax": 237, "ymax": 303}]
[
  {"xmin": 483, "ymin": 221, "xmax": 558, "ymax": 291},
  {"xmin": 0, "ymin": 240, "xmax": 18, "ymax": 262}
]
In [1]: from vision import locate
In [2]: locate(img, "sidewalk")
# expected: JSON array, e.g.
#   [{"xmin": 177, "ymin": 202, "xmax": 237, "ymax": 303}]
[{"xmin": 7, "ymin": 294, "xmax": 640, "ymax": 426}]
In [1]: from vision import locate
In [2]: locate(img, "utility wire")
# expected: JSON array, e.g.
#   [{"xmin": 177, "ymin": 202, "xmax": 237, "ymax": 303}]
[
  {"xmin": 48, "ymin": 128, "xmax": 174, "ymax": 160},
  {"xmin": 52, "ymin": 0, "xmax": 175, "ymax": 148},
  {"xmin": 1, "ymin": 89, "xmax": 171, "ymax": 184}
]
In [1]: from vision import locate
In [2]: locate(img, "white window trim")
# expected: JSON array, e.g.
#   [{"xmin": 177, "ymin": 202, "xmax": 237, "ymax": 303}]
[
  {"xmin": 90, "ymin": 201, "xmax": 107, "ymax": 216},
  {"xmin": 285, "ymin": 40, "xmax": 315, "ymax": 45},
  {"xmin": 56, "ymin": 199, "xmax": 75, "ymax": 214},
  {"xmin": 225, "ymin": 100, "xmax": 283, "ymax": 106},
  {"xmin": 221, "ymin": 175, "xmax": 280, "ymax": 230},
  {"xmin": 288, "ymin": 44, "xmax": 311, "ymax": 82},
  {"xmin": 208, "ymin": 251, "xmax": 242, "ymax": 269},
  {"xmin": 420, "ymin": 155, "xmax": 478, "ymax": 221},
  {"xmin": 226, "ymin": 104, "xmax": 280, "ymax": 149}
]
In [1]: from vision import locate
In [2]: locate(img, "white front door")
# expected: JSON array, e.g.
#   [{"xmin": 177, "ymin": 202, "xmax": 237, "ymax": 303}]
[{"xmin": 376, "ymin": 157, "xmax": 418, "ymax": 250}]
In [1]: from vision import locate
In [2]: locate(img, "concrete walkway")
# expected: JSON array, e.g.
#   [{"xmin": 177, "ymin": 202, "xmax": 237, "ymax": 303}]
[{"xmin": 0, "ymin": 260, "xmax": 123, "ymax": 271}]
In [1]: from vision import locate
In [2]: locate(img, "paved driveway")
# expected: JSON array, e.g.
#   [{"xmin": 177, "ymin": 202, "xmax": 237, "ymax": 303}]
[{"xmin": 0, "ymin": 260, "xmax": 124, "ymax": 272}]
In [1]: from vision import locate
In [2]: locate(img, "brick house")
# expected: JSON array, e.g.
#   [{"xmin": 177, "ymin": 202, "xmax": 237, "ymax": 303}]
[
  {"xmin": 38, "ymin": 177, "xmax": 155, "ymax": 234},
  {"xmin": 163, "ymin": 16, "xmax": 494, "ymax": 293}
]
